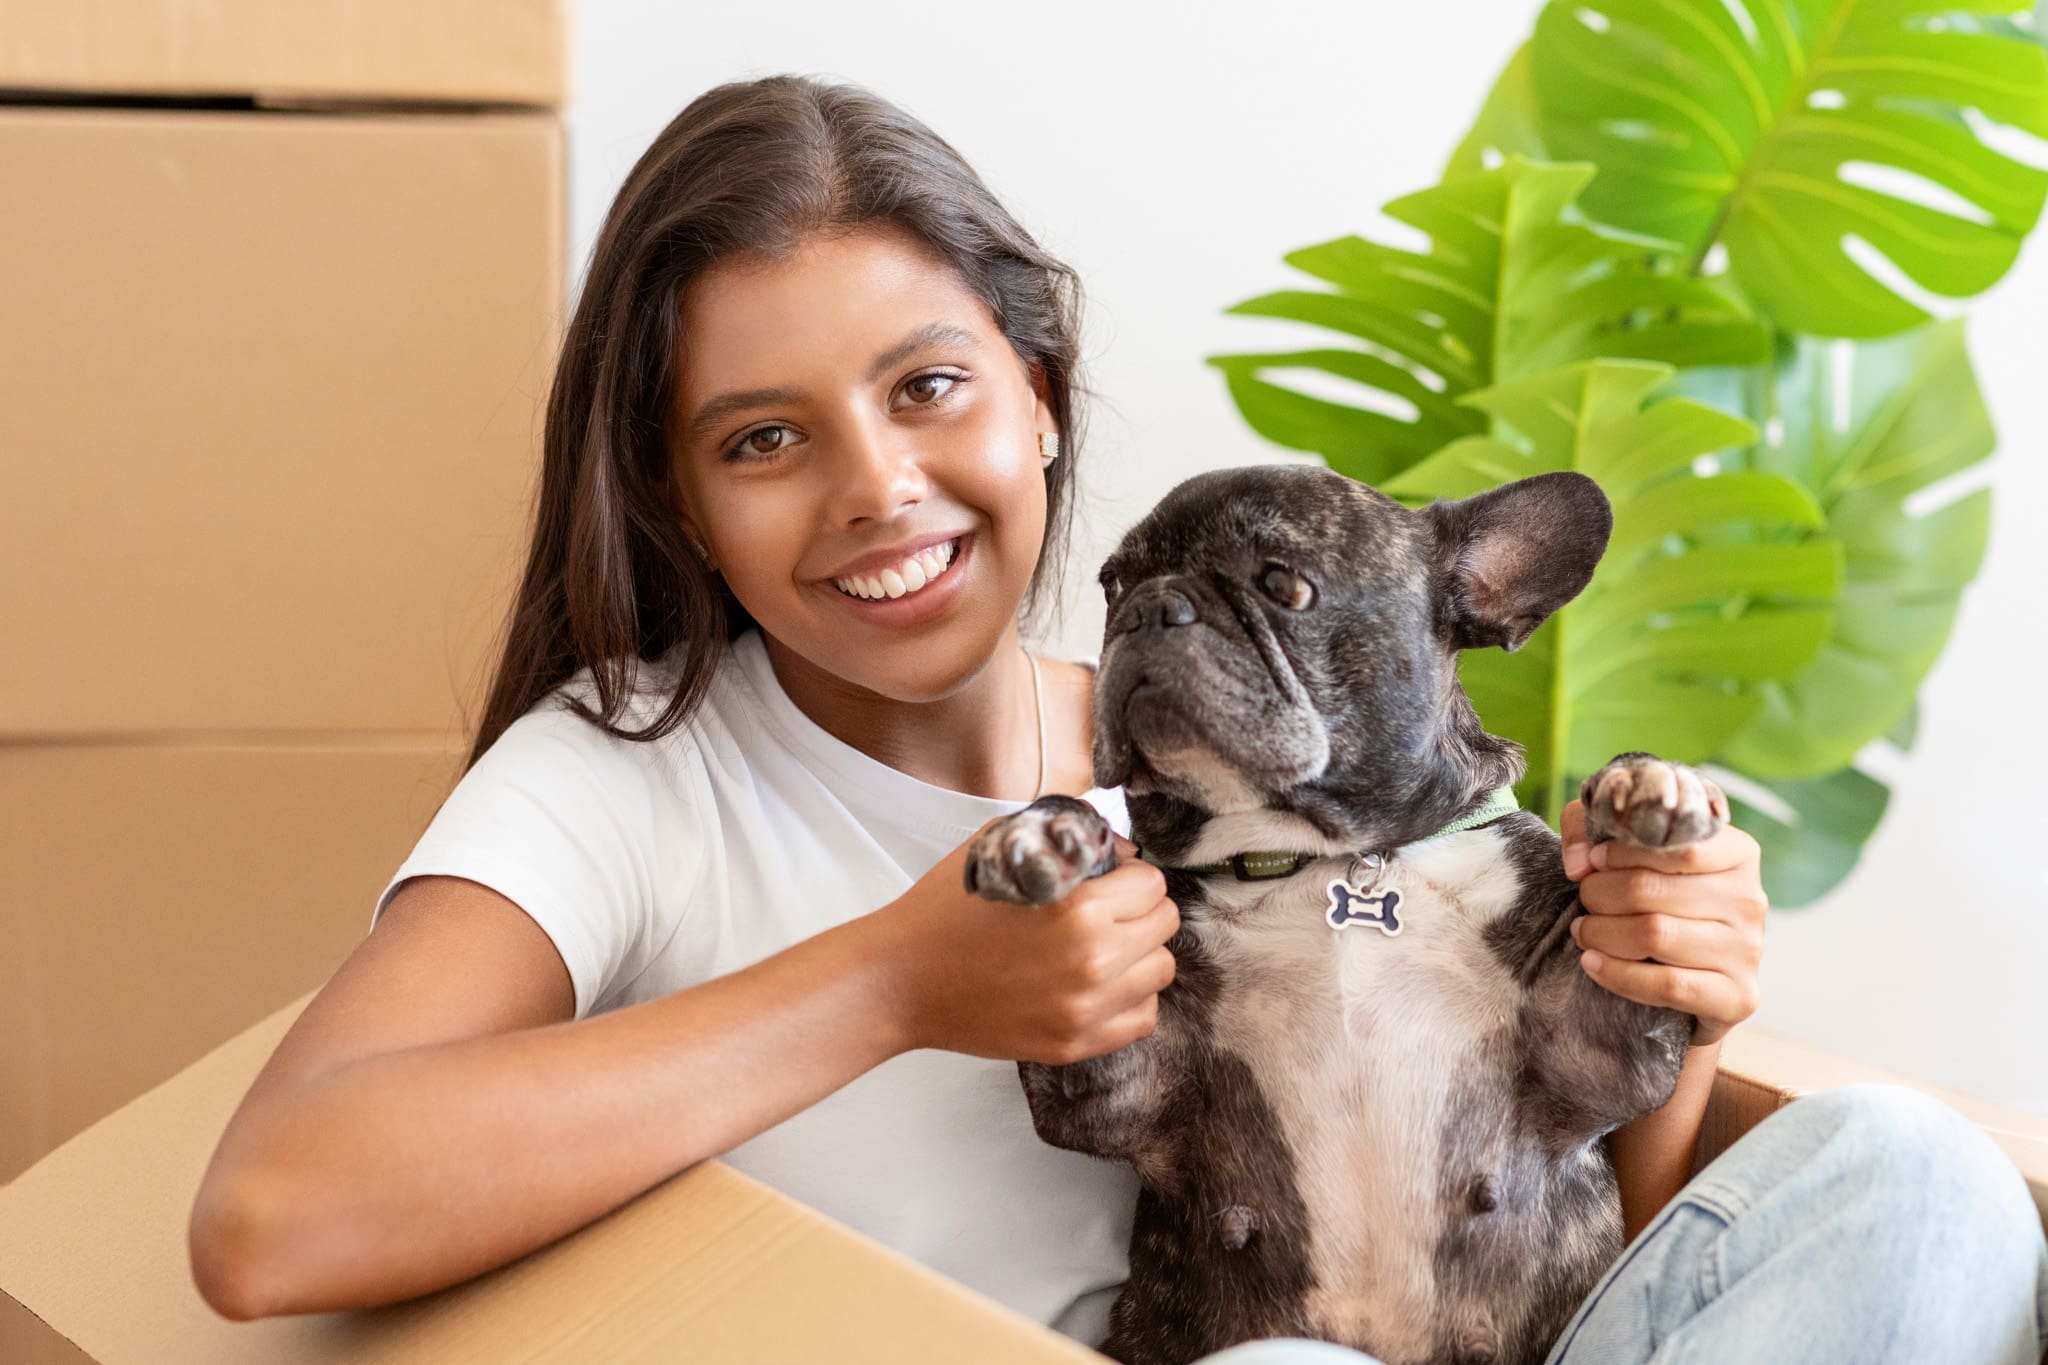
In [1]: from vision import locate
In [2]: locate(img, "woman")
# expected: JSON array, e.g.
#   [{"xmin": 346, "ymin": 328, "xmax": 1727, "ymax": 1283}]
[{"xmin": 187, "ymin": 74, "xmax": 2048, "ymax": 1362}]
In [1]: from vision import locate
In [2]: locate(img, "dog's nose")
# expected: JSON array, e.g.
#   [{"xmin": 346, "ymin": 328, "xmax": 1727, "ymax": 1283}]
[{"xmin": 1118, "ymin": 586, "xmax": 1198, "ymax": 634}]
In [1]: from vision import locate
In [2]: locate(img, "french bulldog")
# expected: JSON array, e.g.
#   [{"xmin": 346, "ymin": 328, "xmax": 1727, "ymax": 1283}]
[{"xmin": 966, "ymin": 465, "xmax": 1724, "ymax": 1365}]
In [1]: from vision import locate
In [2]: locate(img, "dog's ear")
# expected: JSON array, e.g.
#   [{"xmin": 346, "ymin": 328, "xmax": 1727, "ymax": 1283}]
[{"xmin": 1426, "ymin": 471, "xmax": 1612, "ymax": 652}]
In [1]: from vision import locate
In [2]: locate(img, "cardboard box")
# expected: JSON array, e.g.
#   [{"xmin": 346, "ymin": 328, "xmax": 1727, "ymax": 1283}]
[
  {"xmin": 0, "ymin": 740, "xmax": 470, "ymax": 1185},
  {"xmin": 0, "ymin": 0, "xmax": 566, "ymax": 108},
  {"xmin": 2, "ymin": 1003, "xmax": 2043, "ymax": 1364},
  {"xmin": 0, "ymin": 994, "xmax": 1103, "ymax": 1364},
  {"xmin": 0, "ymin": 105, "xmax": 562, "ymax": 736}
]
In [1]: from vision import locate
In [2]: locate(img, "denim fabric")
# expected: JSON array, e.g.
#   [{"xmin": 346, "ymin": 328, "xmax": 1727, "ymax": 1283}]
[{"xmin": 1191, "ymin": 1083, "xmax": 2048, "ymax": 1365}]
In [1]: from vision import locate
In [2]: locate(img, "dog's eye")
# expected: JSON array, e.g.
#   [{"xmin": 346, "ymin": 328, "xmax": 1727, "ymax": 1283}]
[
  {"xmin": 1098, "ymin": 567, "xmax": 1121, "ymax": 603},
  {"xmin": 1259, "ymin": 564, "xmax": 1316, "ymax": 611}
]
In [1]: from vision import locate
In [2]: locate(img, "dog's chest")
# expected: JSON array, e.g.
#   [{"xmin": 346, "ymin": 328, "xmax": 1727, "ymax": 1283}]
[{"xmin": 1188, "ymin": 828, "xmax": 1527, "ymax": 1354}]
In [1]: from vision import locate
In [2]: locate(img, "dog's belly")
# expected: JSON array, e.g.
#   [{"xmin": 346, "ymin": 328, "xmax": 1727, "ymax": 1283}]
[{"xmin": 1194, "ymin": 830, "xmax": 1527, "ymax": 1361}]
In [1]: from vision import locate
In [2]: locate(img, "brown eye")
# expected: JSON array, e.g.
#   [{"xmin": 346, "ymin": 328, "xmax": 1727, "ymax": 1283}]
[
  {"xmin": 726, "ymin": 424, "xmax": 793, "ymax": 461},
  {"xmin": 1260, "ymin": 564, "xmax": 1315, "ymax": 610},
  {"xmin": 903, "ymin": 372, "xmax": 959, "ymax": 404},
  {"xmin": 1098, "ymin": 567, "xmax": 1121, "ymax": 603}
]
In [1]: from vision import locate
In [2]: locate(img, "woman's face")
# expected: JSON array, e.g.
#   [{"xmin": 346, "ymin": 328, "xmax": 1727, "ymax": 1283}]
[{"xmin": 665, "ymin": 221, "xmax": 1056, "ymax": 702}]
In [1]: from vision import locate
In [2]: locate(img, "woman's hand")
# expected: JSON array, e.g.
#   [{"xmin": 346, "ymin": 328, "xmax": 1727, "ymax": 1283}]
[
  {"xmin": 1559, "ymin": 798, "xmax": 1767, "ymax": 1048},
  {"xmin": 870, "ymin": 820, "xmax": 1180, "ymax": 1065}
]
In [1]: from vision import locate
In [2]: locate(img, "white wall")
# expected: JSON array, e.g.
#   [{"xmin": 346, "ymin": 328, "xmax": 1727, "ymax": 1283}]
[{"xmin": 569, "ymin": 0, "xmax": 2048, "ymax": 1116}]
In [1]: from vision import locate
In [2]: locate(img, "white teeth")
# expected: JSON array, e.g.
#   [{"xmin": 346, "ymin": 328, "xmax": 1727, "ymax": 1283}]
[{"xmin": 832, "ymin": 537, "xmax": 960, "ymax": 602}]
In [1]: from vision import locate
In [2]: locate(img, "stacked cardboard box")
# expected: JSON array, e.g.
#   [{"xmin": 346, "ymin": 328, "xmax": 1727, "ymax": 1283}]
[{"xmin": 1, "ymin": 3, "xmax": 565, "ymax": 1360}]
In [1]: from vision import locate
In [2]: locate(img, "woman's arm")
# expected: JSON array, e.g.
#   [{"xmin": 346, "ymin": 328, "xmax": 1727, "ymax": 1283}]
[
  {"xmin": 1608, "ymin": 1038, "xmax": 1721, "ymax": 1241},
  {"xmin": 1559, "ymin": 797, "xmax": 1768, "ymax": 1243},
  {"xmin": 191, "ymin": 878, "xmax": 912, "ymax": 1320},
  {"xmin": 192, "ymin": 833, "xmax": 1175, "ymax": 1321}
]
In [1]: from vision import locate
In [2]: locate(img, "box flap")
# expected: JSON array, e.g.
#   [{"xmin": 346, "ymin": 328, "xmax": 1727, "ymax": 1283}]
[
  {"xmin": 0, "ymin": 0, "xmax": 565, "ymax": 108},
  {"xmin": 1721, "ymin": 1028, "xmax": 2048, "ymax": 1226},
  {"xmin": 0, "ymin": 994, "xmax": 1100, "ymax": 1363}
]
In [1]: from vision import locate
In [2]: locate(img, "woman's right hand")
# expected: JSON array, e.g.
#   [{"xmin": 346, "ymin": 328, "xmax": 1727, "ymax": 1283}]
[{"xmin": 870, "ymin": 821, "xmax": 1180, "ymax": 1066}]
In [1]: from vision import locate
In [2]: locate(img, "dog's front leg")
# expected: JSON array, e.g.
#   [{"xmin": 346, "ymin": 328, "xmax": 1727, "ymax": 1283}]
[
  {"xmin": 1517, "ymin": 754, "xmax": 1720, "ymax": 1137},
  {"xmin": 1016, "ymin": 991, "xmax": 1190, "ymax": 1185},
  {"xmin": 966, "ymin": 796, "xmax": 1190, "ymax": 1180}
]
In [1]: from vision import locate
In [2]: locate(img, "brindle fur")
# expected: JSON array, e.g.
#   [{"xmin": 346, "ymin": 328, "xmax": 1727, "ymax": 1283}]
[{"xmin": 968, "ymin": 467, "xmax": 1708, "ymax": 1365}]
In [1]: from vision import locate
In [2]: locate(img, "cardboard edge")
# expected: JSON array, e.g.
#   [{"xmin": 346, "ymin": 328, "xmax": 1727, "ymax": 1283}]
[
  {"xmin": 0, "ymin": 0, "xmax": 567, "ymax": 109},
  {"xmin": 1717, "ymin": 1028, "xmax": 2048, "ymax": 1228},
  {"xmin": 672, "ymin": 1161, "xmax": 1107, "ymax": 1363},
  {"xmin": 0, "ymin": 1288, "xmax": 90, "ymax": 1363}
]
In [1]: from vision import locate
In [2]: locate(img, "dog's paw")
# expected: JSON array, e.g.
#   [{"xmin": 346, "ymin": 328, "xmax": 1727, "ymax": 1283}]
[
  {"xmin": 964, "ymin": 795, "xmax": 1117, "ymax": 904},
  {"xmin": 1581, "ymin": 752, "xmax": 1728, "ymax": 848}
]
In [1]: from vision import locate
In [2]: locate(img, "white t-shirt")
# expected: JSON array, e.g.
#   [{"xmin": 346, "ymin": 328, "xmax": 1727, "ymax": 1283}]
[{"xmin": 370, "ymin": 627, "xmax": 1140, "ymax": 1345}]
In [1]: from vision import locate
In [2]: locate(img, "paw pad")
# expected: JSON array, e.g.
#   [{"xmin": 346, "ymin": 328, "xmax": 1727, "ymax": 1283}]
[
  {"xmin": 965, "ymin": 797, "xmax": 1116, "ymax": 904},
  {"xmin": 1581, "ymin": 754, "xmax": 1728, "ymax": 848}
]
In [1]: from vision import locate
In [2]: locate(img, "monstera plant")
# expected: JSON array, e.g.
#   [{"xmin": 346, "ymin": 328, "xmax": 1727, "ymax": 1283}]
[{"xmin": 1212, "ymin": 0, "xmax": 2048, "ymax": 906}]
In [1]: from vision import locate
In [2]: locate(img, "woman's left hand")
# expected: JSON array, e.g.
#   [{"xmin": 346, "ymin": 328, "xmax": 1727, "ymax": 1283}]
[{"xmin": 1559, "ymin": 799, "xmax": 1767, "ymax": 1048}]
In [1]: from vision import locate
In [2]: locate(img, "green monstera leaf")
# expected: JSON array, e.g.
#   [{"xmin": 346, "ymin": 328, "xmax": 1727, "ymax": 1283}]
[
  {"xmin": 1719, "ymin": 319, "xmax": 1992, "ymax": 776},
  {"xmin": 1385, "ymin": 360, "xmax": 1842, "ymax": 819},
  {"xmin": 1207, "ymin": 157, "xmax": 1768, "ymax": 486},
  {"xmin": 1522, "ymin": 0, "xmax": 2048, "ymax": 337},
  {"xmin": 1715, "ymin": 764, "xmax": 1892, "ymax": 907},
  {"xmin": 1447, "ymin": 42, "xmax": 1549, "ymax": 176}
]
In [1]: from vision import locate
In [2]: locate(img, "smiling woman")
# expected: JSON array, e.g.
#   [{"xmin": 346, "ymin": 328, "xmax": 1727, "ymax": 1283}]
[
  {"xmin": 661, "ymin": 224, "xmax": 1059, "ymax": 728},
  {"xmin": 465, "ymin": 80, "xmax": 1096, "ymax": 783}
]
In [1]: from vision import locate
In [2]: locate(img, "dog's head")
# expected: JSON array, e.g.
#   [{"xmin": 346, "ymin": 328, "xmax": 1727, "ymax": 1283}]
[{"xmin": 1093, "ymin": 464, "xmax": 1611, "ymax": 861}]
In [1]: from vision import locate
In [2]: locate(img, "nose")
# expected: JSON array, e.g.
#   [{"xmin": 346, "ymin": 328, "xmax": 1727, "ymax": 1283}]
[
  {"xmin": 1116, "ymin": 585, "xmax": 1199, "ymax": 634},
  {"xmin": 830, "ymin": 413, "xmax": 928, "ymax": 525}
]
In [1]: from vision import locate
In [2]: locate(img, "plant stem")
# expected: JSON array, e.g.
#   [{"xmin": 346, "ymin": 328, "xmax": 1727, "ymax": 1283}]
[{"xmin": 1546, "ymin": 599, "xmax": 1573, "ymax": 822}]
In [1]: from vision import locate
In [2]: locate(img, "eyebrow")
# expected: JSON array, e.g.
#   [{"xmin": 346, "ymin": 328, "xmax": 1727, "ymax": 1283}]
[{"xmin": 682, "ymin": 321, "xmax": 982, "ymax": 443}]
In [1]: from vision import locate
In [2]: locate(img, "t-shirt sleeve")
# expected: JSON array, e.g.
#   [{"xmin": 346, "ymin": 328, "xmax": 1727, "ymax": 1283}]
[
  {"xmin": 1088, "ymin": 783, "xmax": 1133, "ymax": 841},
  {"xmin": 370, "ymin": 701, "xmax": 692, "ymax": 1020}
]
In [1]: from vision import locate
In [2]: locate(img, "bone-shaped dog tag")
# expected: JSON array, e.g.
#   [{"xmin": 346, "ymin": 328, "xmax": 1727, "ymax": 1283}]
[{"xmin": 1326, "ymin": 879, "xmax": 1402, "ymax": 935}]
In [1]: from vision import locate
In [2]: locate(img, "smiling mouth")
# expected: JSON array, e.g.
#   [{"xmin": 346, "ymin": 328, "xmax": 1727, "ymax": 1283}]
[{"xmin": 830, "ymin": 536, "xmax": 961, "ymax": 602}]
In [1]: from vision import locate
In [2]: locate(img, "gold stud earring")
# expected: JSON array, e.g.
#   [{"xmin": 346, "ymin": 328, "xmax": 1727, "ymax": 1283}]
[{"xmin": 1037, "ymin": 431, "xmax": 1061, "ymax": 468}]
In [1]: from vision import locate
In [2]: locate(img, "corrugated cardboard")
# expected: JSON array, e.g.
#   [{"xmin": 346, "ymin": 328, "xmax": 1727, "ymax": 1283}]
[
  {"xmin": 0, "ymin": 740, "xmax": 469, "ymax": 1185},
  {"xmin": 0, "ymin": 993, "xmax": 1102, "ymax": 1364},
  {"xmin": 3, "ymin": 1007, "xmax": 2043, "ymax": 1364},
  {"xmin": 0, "ymin": 106, "xmax": 561, "ymax": 737},
  {"xmin": 0, "ymin": 0, "xmax": 566, "ymax": 108}
]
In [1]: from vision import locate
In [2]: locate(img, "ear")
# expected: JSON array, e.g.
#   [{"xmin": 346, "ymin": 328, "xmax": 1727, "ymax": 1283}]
[
  {"xmin": 659, "ymin": 476, "xmax": 717, "ymax": 570},
  {"xmin": 1026, "ymin": 361, "xmax": 1056, "ymax": 430},
  {"xmin": 1426, "ymin": 471, "xmax": 1612, "ymax": 652}
]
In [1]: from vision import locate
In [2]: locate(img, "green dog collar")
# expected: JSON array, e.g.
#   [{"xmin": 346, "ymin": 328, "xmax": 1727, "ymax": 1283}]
[{"xmin": 1137, "ymin": 786, "xmax": 1521, "ymax": 881}]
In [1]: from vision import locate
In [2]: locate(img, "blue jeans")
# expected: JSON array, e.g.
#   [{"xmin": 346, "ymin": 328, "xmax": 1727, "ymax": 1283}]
[{"xmin": 1194, "ymin": 1083, "xmax": 2048, "ymax": 1365}]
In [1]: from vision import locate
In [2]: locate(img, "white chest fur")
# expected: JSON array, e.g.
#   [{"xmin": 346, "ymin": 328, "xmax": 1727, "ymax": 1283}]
[{"xmin": 1193, "ymin": 827, "xmax": 1527, "ymax": 1356}]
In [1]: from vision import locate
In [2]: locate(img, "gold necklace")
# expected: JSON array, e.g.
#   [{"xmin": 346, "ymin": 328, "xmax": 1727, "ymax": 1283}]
[{"xmin": 1026, "ymin": 648, "xmax": 1047, "ymax": 799}]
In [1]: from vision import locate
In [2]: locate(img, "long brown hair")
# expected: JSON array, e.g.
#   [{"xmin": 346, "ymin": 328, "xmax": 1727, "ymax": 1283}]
[{"xmin": 464, "ymin": 74, "xmax": 1092, "ymax": 772}]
